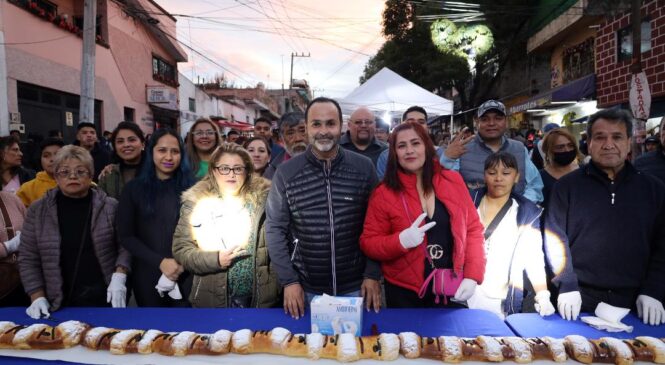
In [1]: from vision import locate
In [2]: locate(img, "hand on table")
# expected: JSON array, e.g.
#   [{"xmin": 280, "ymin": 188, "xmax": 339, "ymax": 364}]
[
  {"xmin": 557, "ymin": 291, "xmax": 581, "ymax": 321},
  {"xmin": 159, "ymin": 258, "xmax": 183, "ymax": 281},
  {"xmin": 636, "ymin": 294, "xmax": 665, "ymax": 326},
  {"xmin": 283, "ymin": 283, "xmax": 305, "ymax": 319},
  {"xmin": 107, "ymin": 272, "xmax": 127, "ymax": 308},
  {"xmin": 453, "ymin": 278, "xmax": 477, "ymax": 301},
  {"xmin": 361, "ymin": 278, "xmax": 381, "ymax": 313},
  {"xmin": 399, "ymin": 213, "xmax": 436, "ymax": 249},
  {"xmin": 26, "ymin": 297, "xmax": 50, "ymax": 319},
  {"xmin": 534, "ymin": 290, "xmax": 556, "ymax": 316}
]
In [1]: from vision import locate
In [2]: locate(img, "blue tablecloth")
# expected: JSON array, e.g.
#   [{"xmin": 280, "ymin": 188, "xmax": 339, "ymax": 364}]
[
  {"xmin": 0, "ymin": 306, "xmax": 514, "ymax": 364},
  {"xmin": 506, "ymin": 313, "xmax": 665, "ymax": 339}
]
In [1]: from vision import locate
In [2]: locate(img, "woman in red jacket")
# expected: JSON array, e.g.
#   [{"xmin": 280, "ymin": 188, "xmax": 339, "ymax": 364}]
[{"xmin": 360, "ymin": 122, "xmax": 485, "ymax": 308}]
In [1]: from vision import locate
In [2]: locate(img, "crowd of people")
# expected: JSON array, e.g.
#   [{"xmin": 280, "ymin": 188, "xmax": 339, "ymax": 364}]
[{"xmin": 0, "ymin": 97, "xmax": 664, "ymax": 328}]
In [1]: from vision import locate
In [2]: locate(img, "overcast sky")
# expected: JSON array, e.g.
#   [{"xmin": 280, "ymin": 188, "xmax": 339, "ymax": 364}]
[{"xmin": 154, "ymin": 0, "xmax": 386, "ymax": 98}]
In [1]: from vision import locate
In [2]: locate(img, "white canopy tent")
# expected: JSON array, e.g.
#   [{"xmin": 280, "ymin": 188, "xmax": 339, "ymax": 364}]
[{"xmin": 338, "ymin": 67, "xmax": 454, "ymax": 120}]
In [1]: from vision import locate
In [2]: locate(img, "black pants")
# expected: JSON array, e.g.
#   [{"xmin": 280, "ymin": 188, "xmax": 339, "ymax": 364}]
[
  {"xmin": 579, "ymin": 284, "xmax": 638, "ymax": 312},
  {"xmin": 384, "ymin": 281, "xmax": 465, "ymax": 308}
]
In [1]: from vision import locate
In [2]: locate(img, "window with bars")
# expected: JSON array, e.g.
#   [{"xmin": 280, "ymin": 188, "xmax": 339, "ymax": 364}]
[{"xmin": 152, "ymin": 56, "xmax": 177, "ymax": 86}]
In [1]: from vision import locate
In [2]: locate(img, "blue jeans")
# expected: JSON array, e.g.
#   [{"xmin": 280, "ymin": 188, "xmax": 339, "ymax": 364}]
[{"xmin": 305, "ymin": 290, "xmax": 362, "ymax": 309}]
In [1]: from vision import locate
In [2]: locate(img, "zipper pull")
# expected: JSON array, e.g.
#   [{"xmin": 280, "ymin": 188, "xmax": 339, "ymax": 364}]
[{"xmin": 611, "ymin": 193, "xmax": 615, "ymax": 205}]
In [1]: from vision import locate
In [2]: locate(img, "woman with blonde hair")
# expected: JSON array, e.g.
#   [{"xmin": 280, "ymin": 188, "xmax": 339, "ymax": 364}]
[
  {"xmin": 539, "ymin": 128, "xmax": 582, "ymax": 208},
  {"xmin": 186, "ymin": 118, "xmax": 222, "ymax": 179},
  {"xmin": 173, "ymin": 143, "xmax": 279, "ymax": 308}
]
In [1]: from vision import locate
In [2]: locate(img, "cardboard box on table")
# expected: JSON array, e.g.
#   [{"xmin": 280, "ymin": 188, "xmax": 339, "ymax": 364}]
[{"xmin": 310, "ymin": 294, "xmax": 363, "ymax": 336}]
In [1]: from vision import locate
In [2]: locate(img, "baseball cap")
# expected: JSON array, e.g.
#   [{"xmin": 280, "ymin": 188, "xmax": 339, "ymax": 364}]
[
  {"xmin": 477, "ymin": 100, "xmax": 506, "ymax": 118},
  {"xmin": 645, "ymin": 136, "xmax": 659, "ymax": 144},
  {"xmin": 543, "ymin": 123, "xmax": 560, "ymax": 133}
]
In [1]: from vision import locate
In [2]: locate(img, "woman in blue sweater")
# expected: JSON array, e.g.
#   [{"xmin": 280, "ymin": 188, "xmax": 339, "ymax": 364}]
[{"xmin": 117, "ymin": 129, "xmax": 195, "ymax": 307}]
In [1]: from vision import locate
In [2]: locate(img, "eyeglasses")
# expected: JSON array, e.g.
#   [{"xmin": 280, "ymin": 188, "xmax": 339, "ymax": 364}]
[
  {"xmin": 192, "ymin": 130, "xmax": 217, "ymax": 138},
  {"xmin": 55, "ymin": 169, "xmax": 90, "ymax": 179},
  {"xmin": 352, "ymin": 119, "xmax": 375, "ymax": 126},
  {"xmin": 214, "ymin": 166, "xmax": 246, "ymax": 175}
]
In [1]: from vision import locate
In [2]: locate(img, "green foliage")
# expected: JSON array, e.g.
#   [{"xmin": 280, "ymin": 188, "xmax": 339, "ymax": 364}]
[{"xmin": 382, "ymin": 0, "xmax": 414, "ymax": 40}]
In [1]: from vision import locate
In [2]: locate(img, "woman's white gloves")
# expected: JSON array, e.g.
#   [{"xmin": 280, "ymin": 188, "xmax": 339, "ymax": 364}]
[
  {"xmin": 557, "ymin": 291, "xmax": 582, "ymax": 320},
  {"xmin": 534, "ymin": 290, "xmax": 556, "ymax": 316},
  {"xmin": 107, "ymin": 273, "xmax": 127, "ymax": 308},
  {"xmin": 636, "ymin": 295, "xmax": 665, "ymax": 326},
  {"xmin": 26, "ymin": 297, "xmax": 50, "ymax": 319},
  {"xmin": 3, "ymin": 232, "xmax": 21, "ymax": 254},
  {"xmin": 454, "ymin": 278, "xmax": 477, "ymax": 301},
  {"xmin": 399, "ymin": 213, "xmax": 436, "ymax": 249}
]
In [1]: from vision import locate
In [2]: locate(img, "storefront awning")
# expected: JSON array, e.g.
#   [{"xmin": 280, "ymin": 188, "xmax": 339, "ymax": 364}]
[
  {"xmin": 216, "ymin": 120, "xmax": 254, "ymax": 131},
  {"xmin": 508, "ymin": 74, "xmax": 596, "ymax": 115}
]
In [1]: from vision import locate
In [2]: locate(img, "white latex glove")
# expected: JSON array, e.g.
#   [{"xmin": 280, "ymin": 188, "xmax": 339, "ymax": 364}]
[
  {"xmin": 3, "ymin": 231, "xmax": 21, "ymax": 254},
  {"xmin": 26, "ymin": 297, "xmax": 50, "ymax": 319},
  {"xmin": 155, "ymin": 274, "xmax": 176, "ymax": 296},
  {"xmin": 453, "ymin": 278, "xmax": 477, "ymax": 301},
  {"xmin": 399, "ymin": 213, "xmax": 436, "ymax": 249},
  {"xmin": 107, "ymin": 273, "xmax": 127, "ymax": 308},
  {"xmin": 534, "ymin": 290, "xmax": 556, "ymax": 317},
  {"xmin": 636, "ymin": 295, "xmax": 665, "ymax": 326},
  {"xmin": 557, "ymin": 291, "xmax": 582, "ymax": 321}
]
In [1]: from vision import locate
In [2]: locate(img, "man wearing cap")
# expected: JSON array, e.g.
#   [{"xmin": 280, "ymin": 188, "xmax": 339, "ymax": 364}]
[
  {"xmin": 74, "ymin": 122, "xmax": 110, "ymax": 182},
  {"xmin": 634, "ymin": 117, "xmax": 665, "ymax": 185},
  {"xmin": 263, "ymin": 112, "xmax": 308, "ymax": 180},
  {"xmin": 440, "ymin": 100, "xmax": 544, "ymax": 203},
  {"xmin": 254, "ymin": 117, "xmax": 284, "ymax": 162},
  {"xmin": 375, "ymin": 119, "xmax": 389, "ymax": 143},
  {"xmin": 340, "ymin": 106, "xmax": 387, "ymax": 165}
]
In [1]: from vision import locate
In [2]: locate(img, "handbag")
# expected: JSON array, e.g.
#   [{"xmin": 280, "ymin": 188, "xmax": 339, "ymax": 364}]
[
  {"xmin": 0, "ymin": 196, "xmax": 19, "ymax": 300},
  {"xmin": 400, "ymin": 194, "xmax": 463, "ymax": 304}
]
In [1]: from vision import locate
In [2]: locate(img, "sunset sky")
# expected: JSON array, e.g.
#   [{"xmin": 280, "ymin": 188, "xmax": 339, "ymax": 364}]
[{"xmin": 154, "ymin": 0, "xmax": 386, "ymax": 98}]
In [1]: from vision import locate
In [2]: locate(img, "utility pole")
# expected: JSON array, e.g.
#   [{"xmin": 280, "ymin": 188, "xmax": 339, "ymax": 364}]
[
  {"xmin": 79, "ymin": 0, "xmax": 97, "ymax": 125},
  {"xmin": 629, "ymin": 0, "xmax": 648, "ymax": 159},
  {"xmin": 289, "ymin": 52, "xmax": 310, "ymax": 89}
]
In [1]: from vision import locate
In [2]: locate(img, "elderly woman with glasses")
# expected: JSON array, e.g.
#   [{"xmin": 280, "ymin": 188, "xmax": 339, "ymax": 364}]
[
  {"xmin": 173, "ymin": 143, "xmax": 279, "ymax": 308},
  {"xmin": 18, "ymin": 145, "xmax": 130, "ymax": 319}
]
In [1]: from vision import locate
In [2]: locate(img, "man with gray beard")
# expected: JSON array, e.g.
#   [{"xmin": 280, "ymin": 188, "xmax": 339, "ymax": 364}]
[
  {"xmin": 266, "ymin": 97, "xmax": 382, "ymax": 319},
  {"xmin": 263, "ymin": 112, "xmax": 308, "ymax": 179},
  {"xmin": 340, "ymin": 106, "xmax": 387, "ymax": 165}
]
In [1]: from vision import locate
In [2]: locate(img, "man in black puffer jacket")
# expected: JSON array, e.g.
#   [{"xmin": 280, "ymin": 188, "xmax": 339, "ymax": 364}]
[{"xmin": 266, "ymin": 97, "xmax": 382, "ymax": 319}]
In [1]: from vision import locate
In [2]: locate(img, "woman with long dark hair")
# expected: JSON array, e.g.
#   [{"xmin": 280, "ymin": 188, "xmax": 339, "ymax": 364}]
[
  {"xmin": 361, "ymin": 122, "xmax": 485, "ymax": 308},
  {"xmin": 98, "ymin": 122, "xmax": 146, "ymax": 200},
  {"xmin": 117, "ymin": 129, "xmax": 195, "ymax": 307},
  {"xmin": 0, "ymin": 136, "xmax": 35, "ymax": 194},
  {"xmin": 243, "ymin": 137, "xmax": 272, "ymax": 178},
  {"xmin": 185, "ymin": 118, "xmax": 221, "ymax": 179}
]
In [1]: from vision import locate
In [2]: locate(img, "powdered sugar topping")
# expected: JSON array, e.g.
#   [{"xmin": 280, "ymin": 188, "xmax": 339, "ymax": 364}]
[
  {"xmin": 337, "ymin": 333, "xmax": 359, "ymax": 362},
  {"xmin": 209, "ymin": 329, "xmax": 232, "ymax": 353},
  {"xmin": 542, "ymin": 336, "xmax": 568, "ymax": 362},
  {"xmin": 13, "ymin": 324, "xmax": 49, "ymax": 345},
  {"xmin": 440, "ymin": 336, "xmax": 463, "ymax": 361},
  {"xmin": 601, "ymin": 337, "xmax": 633, "ymax": 360},
  {"xmin": 270, "ymin": 327, "xmax": 290, "ymax": 347},
  {"xmin": 172, "ymin": 331, "xmax": 197, "ymax": 356},
  {"xmin": 502, "ymin": 337, "xmax": 533, "ymax": 363},
  {"xmin": 565, "ymin": 335, "xmax": 593, "ymax": 358},
  {"xmin": 56, "ymin": 321, "xmax": 87, "ymax": 343},
  {"xmin": 232, "ymin": 329, "xmax": 252, "ymax": 351},
  {"xmin": 478, "ymin": 335, "xmax": 504, "ymax": 361},
  {"xmin": 379, "ymin": 333, "xmax": 400, "ymax": 360},
  {"xmin": 0, "ymin": 321, "xmax": 16, "ymax": 333},
  {"xmin": 110, "ymin": 330, "xmax": 141, "ymax": 354},
  {"xmin": 399, "ymin": 332, "xmax": 420, "ymax": 358},
  {"xmin": 137, "ymin": 329, "xmax": 163, "ymax": 354},
  {"xmin": 306, "ymin": 333, "xmax": 324, "ymax": 359}
]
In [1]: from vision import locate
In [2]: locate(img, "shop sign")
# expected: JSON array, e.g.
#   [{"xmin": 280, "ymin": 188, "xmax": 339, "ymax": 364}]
[
  {"xmin": 629, "ymin": 72, "xmax": 651, "ymax": 120},
  {"xmin": 146, "ymin": 86, "xmax": 178, "ymax": 110}
]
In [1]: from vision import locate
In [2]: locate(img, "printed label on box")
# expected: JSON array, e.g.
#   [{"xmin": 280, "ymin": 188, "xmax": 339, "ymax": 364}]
[{"xmin": 310, "ymin": 294, "xmax": 363, "ymax": 336}]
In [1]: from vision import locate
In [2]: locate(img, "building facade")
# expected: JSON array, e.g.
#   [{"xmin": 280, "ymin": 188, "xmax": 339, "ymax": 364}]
[{"xmin": 0, "ymin": 0, "xmax": 186, "ymax": 141}]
